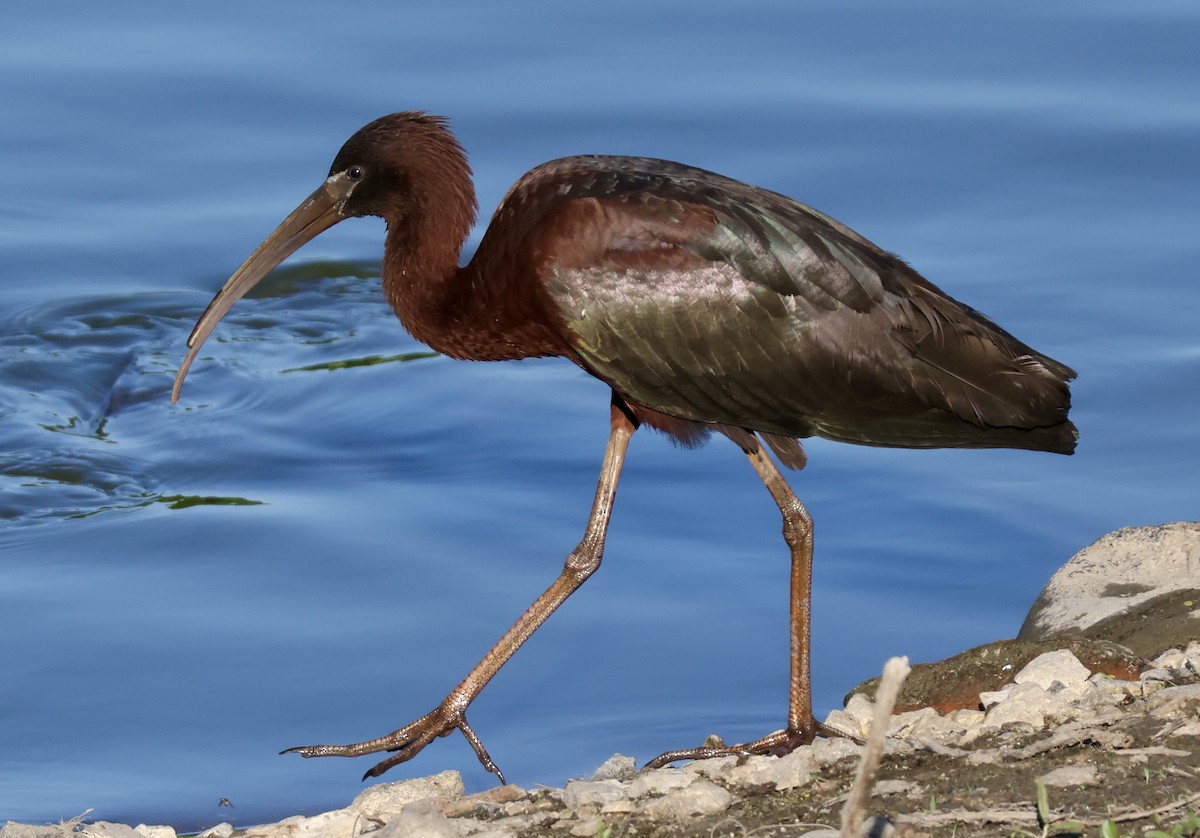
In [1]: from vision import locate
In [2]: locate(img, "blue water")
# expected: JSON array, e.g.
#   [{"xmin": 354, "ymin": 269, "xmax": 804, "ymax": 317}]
[{"xmin": 2, "ymin": 0, "xmax": 1198, "ymax": 829}]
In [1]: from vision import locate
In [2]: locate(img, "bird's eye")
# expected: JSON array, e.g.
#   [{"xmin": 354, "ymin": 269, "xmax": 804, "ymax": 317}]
[{"xmin": 347, "ymin": 165, "xmax": 365, "ymax": 181}]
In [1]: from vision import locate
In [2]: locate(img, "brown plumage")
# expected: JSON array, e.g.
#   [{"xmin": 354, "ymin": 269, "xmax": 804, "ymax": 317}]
[{"xmin": 173, "ymin": 112, "xmax": 1076, "ymax": 782}]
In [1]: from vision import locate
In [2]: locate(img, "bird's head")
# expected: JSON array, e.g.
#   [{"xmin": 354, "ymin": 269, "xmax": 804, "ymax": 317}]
[{"xmin": 170, "ymin": 112, "xmax": 474, "ymax": 404}]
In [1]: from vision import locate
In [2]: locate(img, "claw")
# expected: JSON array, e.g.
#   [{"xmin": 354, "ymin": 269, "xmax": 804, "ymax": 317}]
[
  {"xmin": 282, "ymin": 706, "xmax": 506, "ymax": 784},
  {"xmin": 645, "ymin": 721, "xmax": 856, "ymax": 769}
]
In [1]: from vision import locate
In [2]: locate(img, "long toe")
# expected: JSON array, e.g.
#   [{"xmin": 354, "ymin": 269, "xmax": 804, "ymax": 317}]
[{"xmin": 646, "ymin": 723, "xmax": 831, "ymax": 769}]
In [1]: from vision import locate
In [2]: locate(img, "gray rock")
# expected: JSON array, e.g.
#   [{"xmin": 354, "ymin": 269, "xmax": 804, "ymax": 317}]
[
  {"xmin": 1019, "ymin": 523, "xmax": 1200, "ymax": 654},
  {"xmin": 567, "ymin": 816, "xmax": 604, "ymax": 837},
  {"xmin": 1185, "ymin": 640, "xmax": 1200, "ymax": 673},
  {"xmin": 561, "ymin": 779, "xmax": 627, "ymax": 809},
  {"xmin": 638, "ymin": 779, "xmax": 732, "ymax": 820},
  {"xmin": 1141, "ymin": 667, "xmax": 1177, "ymax": 683},
  {"xmin": 873, "ymin": 779, "xmax": 921, "ymax": 797},
  {"xmin": 589, "ymin": 753, "xmax": 638, "ymax": 782},
  {"xmin": 1, "ymin": 824, "xmax": 68, "ymax": 838},
  {"xmin": 374, "ymin": 800, "xmax": 462, "ymax": 837},
  {"xmin": 626, "ymin": 767, "xmax": 693, "ymax": 798},
  {"xmin": 351, "ymin": 770, "xmax": 464, "ymax": 819},
  {"xmin": 799, "ymin": 816, "xmax": 894, "ymax": 837},
  {"xmin": 1039, "ymin": 765, "xmax": 1101, "ymax": 787}
]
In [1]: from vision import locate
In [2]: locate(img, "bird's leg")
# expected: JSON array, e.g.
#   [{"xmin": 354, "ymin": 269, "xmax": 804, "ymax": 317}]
[
  {"xmin": 647, "ymin": 442, "xmax": 836, "ymax": 768},
  {"xmin": 284, "ymin": 404, "xmax": 636, "ymax": 782}
]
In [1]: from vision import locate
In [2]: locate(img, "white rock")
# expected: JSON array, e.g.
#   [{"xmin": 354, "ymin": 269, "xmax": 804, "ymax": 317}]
[
  {"xmin": 638, "ymin": 779, "xmax": 732, "ymax": 820},
  {"xmin": 245, "ymin": 810, "xmax": 359, "ymax": 838},
  {"xmin": 1038, "ymin": 764, "xmax": 1100, "ymax": 787},
  {"xmin": 844, "ymin": 693, "xmax": 876, "ymax": 734},
  {"xmin": 724, "ymin": 748, "xmax": 814, "ymax": 791},
  {"xmin": 598, "ymin": 798, "xmax": 635, "ymax": 815},
  {"xmin": 569, "ymin": 816, "xmax": 604, "ymax": 837},
  {"xmin": 1151, "ymin": 648, "xmax": 1187, "ymax": 671},
  {"xmin": 808, "ymin": 735, "xmax": 862, "ymax": 767},
  {"xmin": 887, "ymin": 706, "xmax": 939, "ymax": 737},
  {"xmin": 627, "ymin": 767, "xmax": 693, "ymax": 798},
  {"xmin": 374, "ymin": 800, "xmax": 462, "ymax": 838},
  {"xmin": 944, "ymin": 709, "xmax": 987, "ymax": 730},
  {"xmin": 983, "ymin": 682, "xmax": 1072, "ymax": 729},
  {"xmin": 196, "ymin": 824, "xmax": 234, "ymax": 838},
  {"xmin": 1019, "ymin": 522, "xmax": 1200, "ymax": 639},
  {"xmin": 561, "ymin": 779, "xmax": 627, "ymax": 809},
  {"xmin": 823, "ymin": 693, "xmax": 873, "ymax": 739},
  {"xmin": 1148, "ymin": 683, "xmax": 1200, "ymax": 716},
  {"xmin": 910, "ymin": 708, "xmax": 987, "ymax": 743},
  {"xmin": 352, "ymin": 771, "xmax": 464, "ymax": 819},
  {"xmin": 1090, "ymin": 675, "xmax": 1142, "ymax": 703},
  {"xmin": 1167, "ymin": 721, "xmax": 1200, "ymax": 738},
  {"xmin": 1141, "ymin": 667, "xmax": 1177, "ymax": 684},
  {"xmin": 979, "ymin": 686, "xmax": 1014, "ymax": 709},
  {"xmin": 682, "ymin": 754, "xmax": 738, "ymax": 779},
  {"xmin": 134, "ymin": 827, "xmax": 175, "ymax": 838},
  {"xmin": 1015, "ymin": 650, "xmax": 1092, "ymax": 699},
  {"xmin": 82, "ymin": 825, "xmax": 141, "ymax": 838},
  {"xmin": 821, "ymin": 708, "xmax": 863, "ymax": 739}
]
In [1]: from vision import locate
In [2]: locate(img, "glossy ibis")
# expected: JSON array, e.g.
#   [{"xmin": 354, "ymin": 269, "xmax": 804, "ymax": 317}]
[{"xmin": 172, "ymin": 112, "xmax": 1077, "ymax": 782}]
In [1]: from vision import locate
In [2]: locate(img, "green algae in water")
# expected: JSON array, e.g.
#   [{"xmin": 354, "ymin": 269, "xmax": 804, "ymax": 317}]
[
  {"xmin": 157, "ymin": 494, "xmax": 264, "ymax": 510},
  {"xmin": 281, "ymin": 351, "xmax": 439, "ymax": 373}
]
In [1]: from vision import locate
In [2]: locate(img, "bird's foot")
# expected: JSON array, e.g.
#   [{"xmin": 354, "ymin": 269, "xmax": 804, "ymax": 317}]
[
  {"xmin": 645, "ymin": 721, "xmax": 855, "ymax": 769},
  {"xmin": 282, "ymin": 702, "xmax": 505, "ymax": 783}
]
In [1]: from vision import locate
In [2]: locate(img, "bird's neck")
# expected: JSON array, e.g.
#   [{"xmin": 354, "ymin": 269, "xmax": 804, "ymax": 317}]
[{"xmin": 381, "ymin": 217, "xmax": 566, "ymax": 363}]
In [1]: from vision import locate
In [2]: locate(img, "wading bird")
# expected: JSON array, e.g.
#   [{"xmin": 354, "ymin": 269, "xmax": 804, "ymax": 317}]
[{"xmin": 172, "ymin": 112, "xmax": 1076, "ymax": 782}]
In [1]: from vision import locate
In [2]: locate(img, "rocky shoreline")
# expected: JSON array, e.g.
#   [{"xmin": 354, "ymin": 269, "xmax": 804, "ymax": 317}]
[{"xmin": 5, "ymin": 523, "xmax": 1198, "ymax": 838}]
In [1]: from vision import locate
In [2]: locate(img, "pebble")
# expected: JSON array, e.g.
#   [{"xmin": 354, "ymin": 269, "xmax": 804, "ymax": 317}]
[{"xmin": 8, "ymin": 645, "xmax": 1198, "ymax": 838}]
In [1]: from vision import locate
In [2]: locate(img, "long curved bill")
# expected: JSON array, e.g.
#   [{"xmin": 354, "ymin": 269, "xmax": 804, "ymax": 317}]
[{"xmin": 171, "ymin": 171, "xmax": 358, "ymax": 404}]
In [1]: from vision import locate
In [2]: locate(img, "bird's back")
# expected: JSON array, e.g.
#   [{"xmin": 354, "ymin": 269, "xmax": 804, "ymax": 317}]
[{"xmin": 477, "ymin": 155, "xmax": 1077, "ymax": 459}]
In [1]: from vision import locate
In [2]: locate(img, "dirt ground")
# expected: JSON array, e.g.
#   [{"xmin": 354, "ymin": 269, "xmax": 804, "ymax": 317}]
[{"xmin": 510, "ymin": 686, "xmax": 1200, "ymax": 837}]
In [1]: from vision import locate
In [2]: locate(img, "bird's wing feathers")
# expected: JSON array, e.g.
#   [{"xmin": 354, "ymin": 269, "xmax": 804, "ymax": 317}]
[{"xmin": 522, "ymin": 157, "xmax": 1075, "ymax": 450}]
